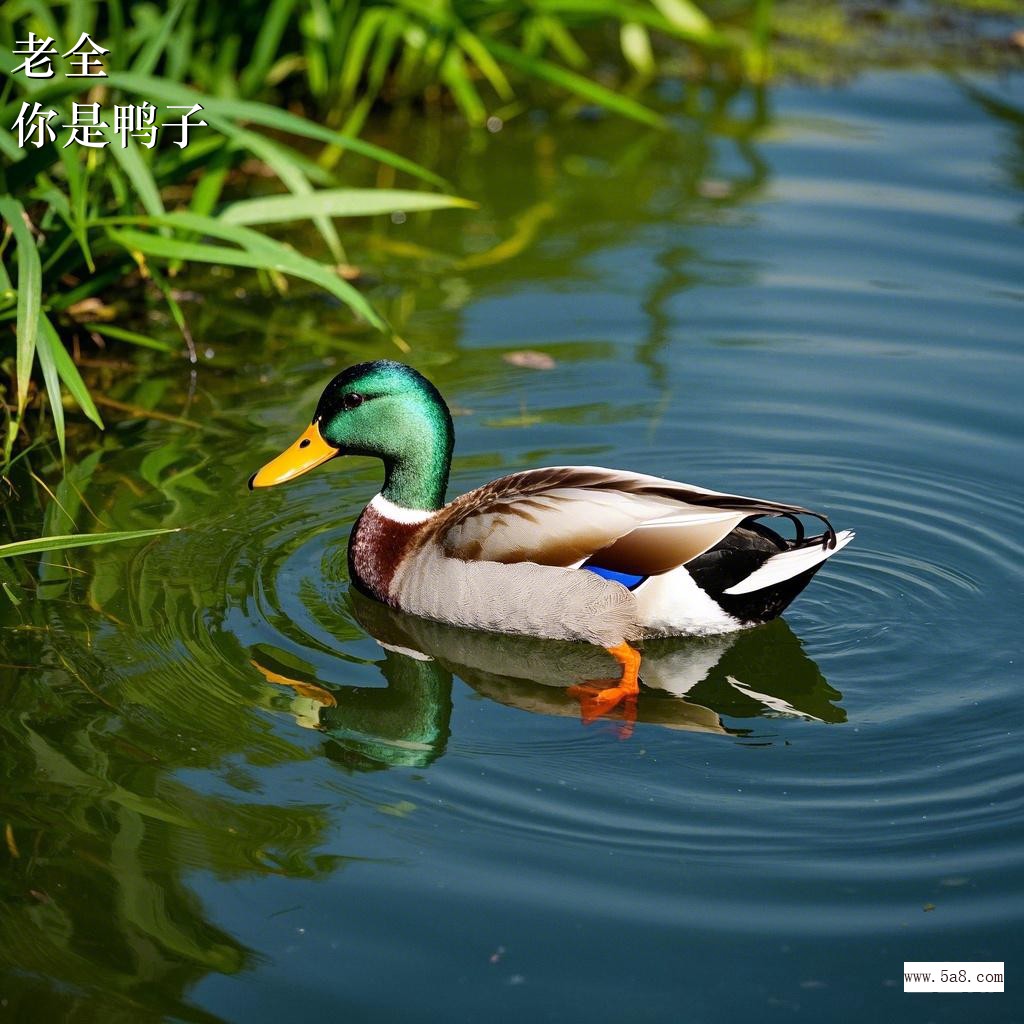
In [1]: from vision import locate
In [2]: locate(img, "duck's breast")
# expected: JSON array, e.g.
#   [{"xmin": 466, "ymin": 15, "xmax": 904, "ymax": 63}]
[{"xmin": 348, "ymin": 497, "xmax": 434, "ymax": 603}]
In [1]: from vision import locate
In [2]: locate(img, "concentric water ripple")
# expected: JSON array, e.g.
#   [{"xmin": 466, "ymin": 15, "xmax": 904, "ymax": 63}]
[{"xmin": 142, "ymin": 447, "xmax": 1022, "ymax": 938}]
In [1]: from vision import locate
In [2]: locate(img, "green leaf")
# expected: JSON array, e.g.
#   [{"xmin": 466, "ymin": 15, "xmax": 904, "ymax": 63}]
[
  {"xmin": 0, "ymin": 528, "xmax": 180, "ymax": 560},
  {"xmin": 59, "ymin": 144, "xmax": 94, "ymax": 270},
  {"xmin": 533, "ymin": 0, "xmax": 730, "ymax": 47},
  {"xmin": 103, "ymin": 132, "xmax": 166, "ymax": 218},
  {"xmin": 104, "ymin": 216, "xmax": 387, "ymax": 332},
  {"xmin": 211, "ymin": 123, "xmax": 334, "ymax": 186},
  {"xmin": 187, "ymin": 143, "xmax": 236, "ymax": 219},
  {"xmin": 536, "ymin": 15, "xmax": 588, "ymax": 70},
  {"xmin": 441, "ymin": 46, "xmax": 487, "ymax": 125},
  {"xmin": 45, "ymin": 313, "xmax": 104, "ymax": 428},
  {"xmin": 104, "ymin": 72, "xmax": 449, "ymax": 189},
  {"xmin": 650, "ymin": 0, "xmax": 713, "ymax": 36},
  {"xmin": 219, "ymin": 188, "xmax": 475, "ymax": 226},
  {"xmin": 84, "ymin": 322, "xmax": 174, "ymax": 352},
  {"xmin": 0, "ymin": 126, "xmax": 24, "ymax": 163},
  {"xmin": 240, "ymin": 0, "xmax": 299, "ymax": 96},
  {"xmin": 146, "ymin": 264, "xmax": 196, "ymax": 362},
  {"xmin": 621, "ymin": 22, "xmax": 655, "ymax": 76},
  {"xmin": 481, "ymin": 40, "xmax": 665, "ymax": 128},
  {"xmin": 0, "ymin": 197, "xmax": 42, "ymax": 416},
  {"xmin": 213, "ymin": 121, "xmax": 344, "ymax": 262},
  {"xmin": 34, "ymin": 312, "xmax": 66, "ymax": 456},
  {"xmin": 131, "ymin": 0, "xmax": 189, "ymax": 76},
  {"xmin": 340, "ymin": 6, "xmax": 388, "ymax": 101},
  {"xmin": 369, "ymin": 12, "xmax": 406, "ymax": 92},
  {"xmin": 456, "ymin": 28, "xmax": 514, "ymax": 101}
]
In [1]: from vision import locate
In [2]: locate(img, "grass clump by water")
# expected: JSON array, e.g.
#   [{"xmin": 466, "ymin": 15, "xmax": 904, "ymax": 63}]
[
  {"xmin": 0, "ymin": 3, "xmax": 473, "ymax": 469},
  {"xmin": 0, "ymin": 0, "xmax": 767, "ymax": 475}
]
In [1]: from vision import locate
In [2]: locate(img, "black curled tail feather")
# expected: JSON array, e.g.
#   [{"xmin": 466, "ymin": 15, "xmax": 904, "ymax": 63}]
[{"xmin": 685, "ymin": 521, "xmax": 834, "ymax": 624}]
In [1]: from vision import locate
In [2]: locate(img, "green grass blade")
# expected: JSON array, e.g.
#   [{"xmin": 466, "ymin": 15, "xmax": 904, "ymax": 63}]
[
  {"xmin": 213, "ymin": 121, "xmax": 344, "ymax": 262},
  {"xmin": 231, "ymin": 124, "xmax": 335, "ymax": 183},
  {"xmin": 0, "ymin": 528, "xmax": 180, "ymax": 560},
  {"xmin": 0, "ymin": 126, "xmax": 24, "ymax": 163},
  {"xmin": 340, "ymin": 7, "xmax": 388, "ymax": 102},
  {"xmin": 240, "ymin": 0, "xmax": 299, "ymax": 96},
  {"xmin": 103, "ymin": 133, "xmax": 166, "ymax": 218},
  {"xmin": 368, "ymin": 12, "xmax": 406, "ymax": 92},
  {"xmin": 456, "ymin": 28, "xmax": 515, "ymax": 101},
  {"xmin": 650, "ymin": 0, "xmax": 713, "ymax": 36},
  {"xmin": 441, "ymin": 46, "xmax": 487, "ymax": 125},
  {"xmin": 45, "ymin": 314, "xmax": 104, "ymax": 428},
  {"xmin": 34, "ymin": 185, "xmax": 74, "ymax": 230},
  {"xmin": 84, "ymin": 322, "xmax": 174, "ymax": 352},
  {"xmin": 534, "ymin": 1, "xmax": 731, "ymax": 47},
  {"xmin": 146, "ymin": 264, "xmax": 196, "ymax": 362},
  {"xmin": 106, "ymin": 229, "xmax": 264, "ymax": 265},
  {"xmin": 59, "ymin": 144, "xmax": 94, "ymax": 270},
  {"xmin": 219, "ymin": 188, "xmax": 475, "ymax": 226},
  {"xmin": 105, "ymin": 222, "xmax": 387, "ymax": 332},
  {"xmin": 186, "ymin": 143, "xmax": 235, "ymax": 219},
  {"xmin": 0, "ymin": 197, "xmax": 42, "ymax": 417},
  {"xmin": 34, "ymin": 311, "xmax": 66, "ymax": 456},
  {"xmin": 536, "ymin": 15, "xmax": 589, "ymax": 70},
  {"xmin": 105, "ymin": 72, "xmax": 449, "ymax": 188},
  {"xmin": 621, "ymin": 22, "xmax": 655, "ymax": 76},
  {"xmin": 481, "ymin": 40, "xmax": 665, "ymax": 128},
  {"xmin": 131, "ymin": 0, "xmax": 189, "ymax": 76}
]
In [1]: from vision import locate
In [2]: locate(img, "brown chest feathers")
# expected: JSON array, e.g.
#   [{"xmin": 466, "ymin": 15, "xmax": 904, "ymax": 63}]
[{"xmin": 347, "ymin": 504, "xmax": 429, "ymax": 603}]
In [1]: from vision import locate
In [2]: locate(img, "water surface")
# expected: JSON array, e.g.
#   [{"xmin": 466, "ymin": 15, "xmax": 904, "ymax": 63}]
[{"xmin": 1, "ymin": 70, "xmax": 1022, "ymax": 1022}]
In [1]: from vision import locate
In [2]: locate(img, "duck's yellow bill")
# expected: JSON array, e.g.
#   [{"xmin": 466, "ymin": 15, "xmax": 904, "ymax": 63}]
[{"xmin": 248, "ymin": 421, "xmax": 338, "ymax": 489}]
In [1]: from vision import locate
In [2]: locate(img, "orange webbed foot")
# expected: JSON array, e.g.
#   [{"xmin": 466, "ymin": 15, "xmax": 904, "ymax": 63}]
[{"xmin": 566, "ymin": 642, "xmax": 641, "ymax": 736}]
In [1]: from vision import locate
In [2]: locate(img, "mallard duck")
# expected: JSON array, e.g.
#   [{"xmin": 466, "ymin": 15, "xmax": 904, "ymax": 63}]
[{"xmin": 250, "ymin": 360, "xmax": 853, "ymax": 719}]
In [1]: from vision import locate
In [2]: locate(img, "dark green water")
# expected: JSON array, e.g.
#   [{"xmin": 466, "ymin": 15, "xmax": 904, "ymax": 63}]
[{"xmin": 2, "ymin": 71, "xmax": 1022, "ymax": 1022}]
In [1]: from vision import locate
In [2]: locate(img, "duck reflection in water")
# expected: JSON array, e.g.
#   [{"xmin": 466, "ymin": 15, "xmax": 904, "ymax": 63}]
[{"xmin": 250, "ymin": 590, "xmax": 844, "ymax": 767}]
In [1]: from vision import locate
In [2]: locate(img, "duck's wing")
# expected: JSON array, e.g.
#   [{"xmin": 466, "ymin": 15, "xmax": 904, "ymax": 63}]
[{"xmin": 436, "ymin": 466, "xmax": 835, "ymax": 574}]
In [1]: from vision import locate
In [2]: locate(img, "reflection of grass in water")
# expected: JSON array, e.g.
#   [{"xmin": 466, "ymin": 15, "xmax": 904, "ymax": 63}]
[{"xmin": 0, "ymin": 524, "xmax": 365, "ymax": 1015}]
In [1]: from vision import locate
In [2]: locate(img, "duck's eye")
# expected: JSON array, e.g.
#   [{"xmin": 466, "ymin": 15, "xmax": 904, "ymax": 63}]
[{"xmin": 342, "ymin": 393, "xmax": 364, "ymax": 411}]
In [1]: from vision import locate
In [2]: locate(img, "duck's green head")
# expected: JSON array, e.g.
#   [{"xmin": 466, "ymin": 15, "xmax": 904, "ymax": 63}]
[{"xmin": 249, "ymin": 360, "xmax": 454, "ymax": 510}]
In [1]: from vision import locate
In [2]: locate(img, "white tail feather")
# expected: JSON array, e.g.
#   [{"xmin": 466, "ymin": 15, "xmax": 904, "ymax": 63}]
[{"xmin": 722, "ymin": 530, "xmax": 855, "ymax": 596}]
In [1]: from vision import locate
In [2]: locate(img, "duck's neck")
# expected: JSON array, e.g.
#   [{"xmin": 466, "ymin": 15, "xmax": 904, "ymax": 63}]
[{"xmin": 378, "ymin": 400, "xmax": 453, "ymax": 512}]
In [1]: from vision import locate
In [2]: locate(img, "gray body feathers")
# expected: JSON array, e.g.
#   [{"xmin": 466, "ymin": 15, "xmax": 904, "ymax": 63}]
[{"xmin": 389, "ymin": 545, "xmax": 639, "ymax": 647}]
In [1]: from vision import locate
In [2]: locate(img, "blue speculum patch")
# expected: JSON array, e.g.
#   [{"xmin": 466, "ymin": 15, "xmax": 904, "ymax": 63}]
[{"xmin": 583, "ymin": 564, "xmax": 647, "ymax": 590}]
